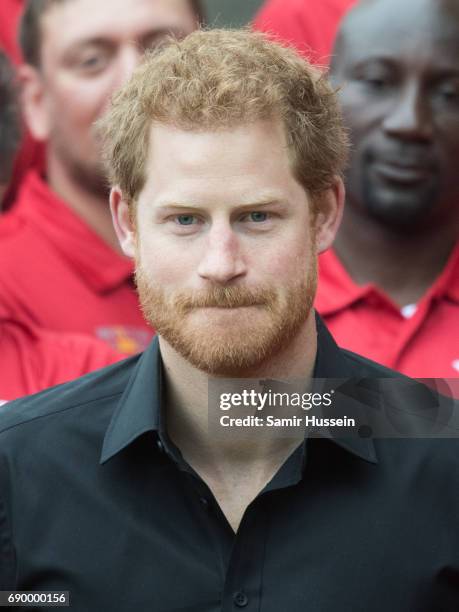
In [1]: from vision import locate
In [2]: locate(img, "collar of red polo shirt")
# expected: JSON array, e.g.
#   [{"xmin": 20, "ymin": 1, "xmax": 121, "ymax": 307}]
[{"xmin": 316, "ymin": 242, "xmax": 459, "ymax": 315}]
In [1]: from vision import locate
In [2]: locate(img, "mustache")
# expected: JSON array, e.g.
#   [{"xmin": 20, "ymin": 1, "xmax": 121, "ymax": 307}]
[{"xmin": 171, "ymin": 286, "xmax": 277, "ymax": 311}]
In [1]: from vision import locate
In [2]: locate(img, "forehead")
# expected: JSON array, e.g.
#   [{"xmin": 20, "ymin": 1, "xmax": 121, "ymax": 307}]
[
  {"xmin": 41, "ymin": 0, "xmax": 194, "ymax": 49},
  {"xmin": 339, "ymin": 0, "xmax": 459, "ymax": 70},
  {"xmin": 140, "ymin": 120, "xmax": 299, "ymax": 204}
]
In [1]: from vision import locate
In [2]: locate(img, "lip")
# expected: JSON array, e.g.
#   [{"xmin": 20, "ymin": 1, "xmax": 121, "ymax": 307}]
[{"xmin": 372, "ymin": 160, "xmax": 435, "ymax": 184}]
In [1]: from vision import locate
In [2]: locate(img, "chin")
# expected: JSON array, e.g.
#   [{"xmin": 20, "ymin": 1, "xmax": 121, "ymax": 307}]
[
  {"xmin": 364, "ymin": 188, "xmax": 436, "ymax": 229},
  {"xmin": 162, "ymin": 314, "xmax": 295, "ymax": 377},
  {"xmin": 172, "ymin": 339, "xmax": 276, "ymax": 377}
]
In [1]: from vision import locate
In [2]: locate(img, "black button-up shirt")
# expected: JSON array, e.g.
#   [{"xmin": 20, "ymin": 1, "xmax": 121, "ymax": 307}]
[{"xmin": 0, "ymin": 318, "xmax": 458, "ymax": 611}]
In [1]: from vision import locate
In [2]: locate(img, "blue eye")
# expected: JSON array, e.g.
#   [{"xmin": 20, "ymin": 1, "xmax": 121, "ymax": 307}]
[
  {"xmin": 82, "ymin": 56, "xmax": 100, "ymax": 67},
  {"xmin": 177, "ymin": 215, "xmax": 195, "ymax": 225},
  {"xmin": 250, "ymin": 212, "xmax": 268, "ymax": 222}
]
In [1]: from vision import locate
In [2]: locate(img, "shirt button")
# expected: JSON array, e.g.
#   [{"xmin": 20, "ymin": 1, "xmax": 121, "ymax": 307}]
[
  {"xmin": 156, "ymin": 439, "xmax": 164, "ymax": 453},
  {"xmin": 199, "ymin": 497, "xmax": 209, "ymax": 508},
  {"xmin": 233, "ymin": 591, "xmax": 248, "ymax": 607}
]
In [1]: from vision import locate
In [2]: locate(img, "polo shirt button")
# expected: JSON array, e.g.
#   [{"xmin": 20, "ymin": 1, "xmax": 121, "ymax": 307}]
[
  {"xmin": 156, "ymin": 439, "xmax": 164, "ymax": 453},
  {"xmin": 233, "ymin": 591, "xmax": 248, "ymax": 607},
  {"xmin": 199, "ymin": 497, "xmax": 209, "ymax": 508}
]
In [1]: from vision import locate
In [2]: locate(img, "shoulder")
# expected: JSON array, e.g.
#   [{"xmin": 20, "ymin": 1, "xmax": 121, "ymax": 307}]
[
  {"xmin": 0, "ymin": 172, "xmax": 53, "ymax": 252},
  {"xmin": 36, "ymin": 329, "xmax": 124, "ymax": 372},
  {"xmin": 340, "ymin": 349, "xmax": 459, "ymax": 473},
  {"xmin": 341, "ymin": 348, "xmax": 406, "ymax": 378},
  {"xmin": 341, "ymin": 347, "xmax": 457, "ymax": 415},
  {"xmin": 0, "ymin": 356, "xmax": 138, "ymax": 444},
  {"xmin": 0, "ymin": 208, "xmax": 29, "ymax": 244},
  {"xmin": 0, "ymin": 209, "xmax": 41, "ymax": 277}
]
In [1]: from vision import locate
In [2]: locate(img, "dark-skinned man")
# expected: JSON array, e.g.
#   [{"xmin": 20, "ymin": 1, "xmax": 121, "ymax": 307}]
[{"xmin": 316, "ymin": 0, "xmax": 459, "ymax": 379}]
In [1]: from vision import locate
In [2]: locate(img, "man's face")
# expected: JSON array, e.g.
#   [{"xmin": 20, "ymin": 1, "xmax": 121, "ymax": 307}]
[
  {"xmin": 332, "ymin": 0, "xmax": 459, "ymax": 229},
  {"xmin": 35, "ymin": 0, "xmax": 197, "ymax": 195},
  {"xmin": 123, "ymin": 120, "xmax": 325, "ymax": 376}
]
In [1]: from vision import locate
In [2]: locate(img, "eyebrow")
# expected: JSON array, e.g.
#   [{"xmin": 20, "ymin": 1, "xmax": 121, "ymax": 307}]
[
  {"xmin": 64, "ymin": 37, "xmax": 113, "ymax": 56},
  {"xmin": 64, "ymin": 27, "xmax": 185, "ymax": 55},
  {"xmin": 351, "ymin": 57, "xmax": 459, "ymax": 78},
  {"xmin": 155, "ymin": 199, "xmax": 287, "ymax": 214},
  {"xmin": 351, "ymin": 57, "xmax": 397, "ymax": 69},
  {"xmin": 155, "ymin": 197, "xmax": 286, "ymax": 208},
  {"xmin": 139, "ymin": 27, "xmax": 188, "ymax": 44}
]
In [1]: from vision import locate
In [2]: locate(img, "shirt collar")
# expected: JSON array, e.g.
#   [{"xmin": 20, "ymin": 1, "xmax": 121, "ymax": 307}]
[
  {"xmin": 316, "ymin": 249, "xmax": 372, "ymax": 315},
  {"xmin": 431, "ymin": 240, "xmax": 459, "ymax": 304},
  {"xmin": 101, "ymin": 316, "xmax": 378, "ymax": 465},
  {"xmin": 313, "ymin": 314, "xmax": 378, "ymax": 464},
  {"xmin": 317, "ymin": 242, "xmax": 459, "ymax": 314},
  {"xmin": 100, "ymin": 336, "xmax": 162, "ymax": 463},
  {"xmin": 16, "ymin": 171, "xmax": 134, "ymax": 293}
]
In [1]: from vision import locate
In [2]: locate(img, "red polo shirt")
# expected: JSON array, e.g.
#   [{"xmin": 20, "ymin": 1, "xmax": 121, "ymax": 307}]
[
  {"xmin": 253, "ymin": 0, "xmax": 357, "ymax": 64},
  {"xmin": 316, "ymin": 244, "xmax": 459, "ymax": 379},
  {"xmin": 0, "ymin": 310, "xmax": 123, "ymax": 402},
  {"xmin": 0, "ymin": 172, "xmax": 153, "ymax": 354}
]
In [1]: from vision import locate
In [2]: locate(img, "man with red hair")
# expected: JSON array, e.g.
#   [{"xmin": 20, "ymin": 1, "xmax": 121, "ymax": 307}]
[{"xmin": 0, "ymin": 30, "xmax": 457, "ymax": 611}]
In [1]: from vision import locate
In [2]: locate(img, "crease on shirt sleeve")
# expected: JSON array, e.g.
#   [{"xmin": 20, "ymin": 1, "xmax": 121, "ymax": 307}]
[{"xmin": 0, "ymin": 454, "xmax": 16, "ymax": 590}]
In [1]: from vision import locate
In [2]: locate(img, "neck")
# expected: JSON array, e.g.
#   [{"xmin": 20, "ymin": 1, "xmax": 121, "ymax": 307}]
[
  {"xmin": 47, "ymin": 150, "xmax": 122, "ymax": 253},
  {"xmin": 161, "ymin": 312, "xmax": 317, "ymax": 469},
  {"xmin": 334, "ymin": 201, "xmax": 458, "ymax": 306}
]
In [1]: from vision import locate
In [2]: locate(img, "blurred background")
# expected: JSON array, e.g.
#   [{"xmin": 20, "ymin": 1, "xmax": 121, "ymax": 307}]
[{"xmin": 202, "ymin": 0, "xmax": 264, "ymax": 26}]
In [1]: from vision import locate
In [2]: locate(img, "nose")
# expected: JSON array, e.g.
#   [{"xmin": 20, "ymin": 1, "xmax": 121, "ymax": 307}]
[
  {"xmin": 197, "ymin": 221, "xmax": 247, "ymax": 285},
  {"xmin": 382, "ymin": 83, "xmax": 433, "ymax": 142},
  {"xmin": 114, "ymin": 44, "xmax": 143, "ymax": 90}
]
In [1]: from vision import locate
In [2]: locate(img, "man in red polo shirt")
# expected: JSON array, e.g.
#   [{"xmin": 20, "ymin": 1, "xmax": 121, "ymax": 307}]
[
  {"xmin": 0, "ymin": 0, "xmax": 202, "ymax": 354},
  {"xmin": 0, "ymin": 49, "xmax": 122, "ymax": 402},
  {"xmin": 316, "ymin": 0, "xmax": 459, "ymax": 379},
  {"xmin": 253, "ymin": 0, "xmax": 356, "ymax": 65}
]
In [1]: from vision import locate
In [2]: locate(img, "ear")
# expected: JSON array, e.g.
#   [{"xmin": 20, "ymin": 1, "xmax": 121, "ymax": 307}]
[
  {"xmin": 110, "ymin": 187, "xmax": 136, "ymax": 258},
  {"xmin": 18, "ymin": 64, "xmax": 51, "ymax": 142},
  {"xmin": 312, "ymin": 176, "xmax": 345, "ymax": 254}
]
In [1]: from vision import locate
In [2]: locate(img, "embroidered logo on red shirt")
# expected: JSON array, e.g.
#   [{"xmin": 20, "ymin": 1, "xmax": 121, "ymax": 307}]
[{"xmin": 96, "ymin": 326, "xmax": 152, "ymax": 355}]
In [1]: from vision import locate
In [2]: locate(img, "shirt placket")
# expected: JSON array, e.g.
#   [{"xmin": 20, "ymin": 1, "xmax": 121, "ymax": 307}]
[{"xmin": 220, "ymin": 499, "xmax": 268, "ymax": 612}]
